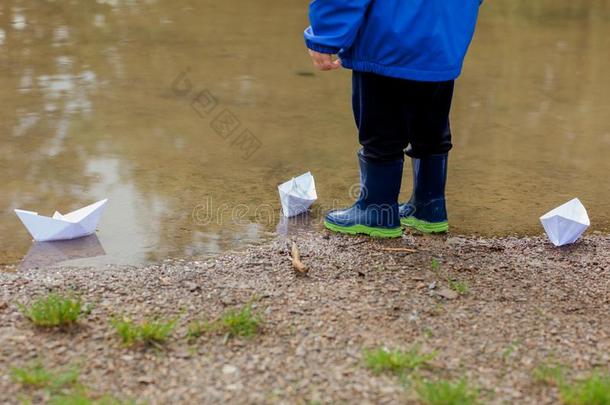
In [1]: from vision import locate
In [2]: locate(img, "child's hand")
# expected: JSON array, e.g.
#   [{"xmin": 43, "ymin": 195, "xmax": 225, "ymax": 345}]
[{"xmin": 308, "ymin": 50, "xmax": 341, "ymax": 71}]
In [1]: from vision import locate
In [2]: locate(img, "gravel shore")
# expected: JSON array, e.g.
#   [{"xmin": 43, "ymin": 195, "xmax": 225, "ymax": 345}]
[{"xmin": 1, "ymin": 231, "xmax": 609, "ymax": 404}]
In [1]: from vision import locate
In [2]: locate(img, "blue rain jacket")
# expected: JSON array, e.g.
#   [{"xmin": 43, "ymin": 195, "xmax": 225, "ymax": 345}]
[{"xmin": 304, "ymin": 0, "xmax": 481, "ymax": 81}]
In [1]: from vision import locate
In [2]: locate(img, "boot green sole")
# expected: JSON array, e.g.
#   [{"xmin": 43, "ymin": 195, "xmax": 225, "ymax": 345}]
[
  {"xmin": 401, "ymin": 217, "xmax": 448, "ymax": 234},
  {"xmin": 324, "ymin": 221, "xmax": 403, "ymax": 238}
]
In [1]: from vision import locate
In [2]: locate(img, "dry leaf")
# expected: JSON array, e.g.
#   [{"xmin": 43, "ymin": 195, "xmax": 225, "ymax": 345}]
[{"xmin": 291, "ymin": 241, "xmax": 308, "ymax": 275}]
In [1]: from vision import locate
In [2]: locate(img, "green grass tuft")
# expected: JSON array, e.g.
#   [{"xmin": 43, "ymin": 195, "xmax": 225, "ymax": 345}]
[
  {"xmin": 12, "ymin": 363, "xmax": 135, "ymax": 404},
  {"xmin": 111, "ymin": 316, "xmax": 176, "ymax": 347},
  {"xmin": 415, "ymin": 378, "xmax": 479, "ymax": 405},
  {"xmin": 186, "ymin": 320, "xmax": 215, "ymax": 342},
  {"xmin": 559, "ymin": 372, "xmax": 610, "ymax": 405},
  {"xmin": 10, "ymin": 362, "xmax": 80, "ymax": 391},
  {"xmin": 447, "ymin": 279, "xmax": 469, "ymax": 296},
  {"xmin": 363, "ymin": 345, "xmax": 437, "ymax": 376},
  {"xmin": 186, "ymin": 320, "xmax": 204, "ymax": 341},
  {"xmin": 48, "ymin": 389, "xmax": 132, "ymax": 405},
  {"xmin": 19, "ymin": 293, "xmax": 89, "ymax": 328},
  {"xmin": 186, "ymin": 305, "xmax": 262, "ymax": 341},
  {"xmin": 532, "ymin": 363, "xmax": 565, "ymax": 386},
  {"xmin": 217, "ymin": 305, "xmax": 262, "ymax": 338}
]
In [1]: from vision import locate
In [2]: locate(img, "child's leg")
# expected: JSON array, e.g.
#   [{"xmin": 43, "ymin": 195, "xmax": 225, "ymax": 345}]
[
  {"xmin": 353, "ymin": 72, "xmax": 453, "ymax": 161},
  {"xmin": 400, "ymin": 80, "xmax": 455, "ymax": 233},
  {"xmin": 352, "ymin": 71, "xmax": 410, "ymax": 162},
  {"xmin": 324, "ymin": 71, "xmax": 454, "ymax": 237},
  {"xmin": 323, "ymin": 71, "xmax": 409, "ymax": 238},
  {"xmin": 406, "ymin": 80, "xmax": 454, "ymax": 159}
]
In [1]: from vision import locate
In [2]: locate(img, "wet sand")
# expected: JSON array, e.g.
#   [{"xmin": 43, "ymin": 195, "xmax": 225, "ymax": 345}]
[{"xmin": 1, "ymin": 231, "xmax": 609, "ymax": 404}]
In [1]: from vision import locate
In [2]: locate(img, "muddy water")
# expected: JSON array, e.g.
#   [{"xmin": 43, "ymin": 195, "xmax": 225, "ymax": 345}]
[{"xmin": 1, "ymin": 0, "xmax": 609, "ymax": 268}]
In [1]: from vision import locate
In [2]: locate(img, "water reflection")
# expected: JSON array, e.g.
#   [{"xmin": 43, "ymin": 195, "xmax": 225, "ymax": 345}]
[
  {"xmin": 276, "ymin": 213, "xmax": 316, "ymax": 238},
  {"xmin": 1, "ymin": 0, "xmax": 609, "ymax": 269},
  {"xmin": 11, "ymin": 12, "xmax": 26, "ymax": 31},
  {"xmin": 20, "ymin": 235, "xmax": 105, "ymax": 270}
]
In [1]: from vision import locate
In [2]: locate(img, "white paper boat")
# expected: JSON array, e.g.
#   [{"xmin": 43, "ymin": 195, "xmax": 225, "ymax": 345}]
[
  {"xmin": 540, "ymin": 198, "xmax": 590, "ymax": 246},
  {"xmin": 15, "ymin": 199, "xmax": 108, "ymax": 242},
  {"xmin": 278, "ymin": 172, "xmax": 317, "ymax": 217}
]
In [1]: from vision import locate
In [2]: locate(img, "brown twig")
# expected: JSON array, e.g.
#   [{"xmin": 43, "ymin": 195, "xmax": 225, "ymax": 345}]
[
  {"xmin": 291, "ymin": 241, "xmax": 308, "ymax": 276},
  {"xmin": 380, "ymin": 247, "xmax": 418, "ymax": 253}
]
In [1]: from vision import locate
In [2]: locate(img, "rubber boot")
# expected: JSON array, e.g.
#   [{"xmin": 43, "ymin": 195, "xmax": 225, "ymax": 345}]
[
  {"xmin": 324, "ymin": 152, "xmax": 403, "ymax": 238},
  {"xmin": 399, "ymin": 154, "xmax": 449, "ymax": 233},
  {"xmin": 398, "ymin": 158, "xmax": 417, "ymax": 218}
]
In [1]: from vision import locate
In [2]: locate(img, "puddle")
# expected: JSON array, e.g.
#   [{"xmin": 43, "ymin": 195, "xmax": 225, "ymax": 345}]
[{"xmin": 1, "ymin": 0, "xmax": 609, "ymax": 268}]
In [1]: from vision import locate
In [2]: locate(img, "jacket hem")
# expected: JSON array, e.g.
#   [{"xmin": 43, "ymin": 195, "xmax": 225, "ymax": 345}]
[{"xmin": 341, "ymin": 59, "xmax": 462, "ymax": 82}]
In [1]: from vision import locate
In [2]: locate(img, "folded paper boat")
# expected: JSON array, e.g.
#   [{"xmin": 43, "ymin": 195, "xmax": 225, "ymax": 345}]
[
  {"xmin": 540, "ymin": 198, "xmax": 590, "ymax": 246},
  {"xmin": 278, "ymin": 172, "xmax": 317, "ymax": 217},
  {"xmin": 15, "ymin": 199, "xmax": 108, "ymax": 242}
]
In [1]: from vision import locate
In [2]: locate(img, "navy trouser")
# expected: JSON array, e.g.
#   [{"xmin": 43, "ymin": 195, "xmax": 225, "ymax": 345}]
[{"xmin": 352, "ymin": 71, "xmax": 454, "ymax": 162}]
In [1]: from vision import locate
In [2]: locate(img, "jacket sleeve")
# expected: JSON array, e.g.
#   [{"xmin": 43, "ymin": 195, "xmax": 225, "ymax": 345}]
[{"xmin": 304, "ymin": 0, "xmax": 373, "ymax": 54}]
